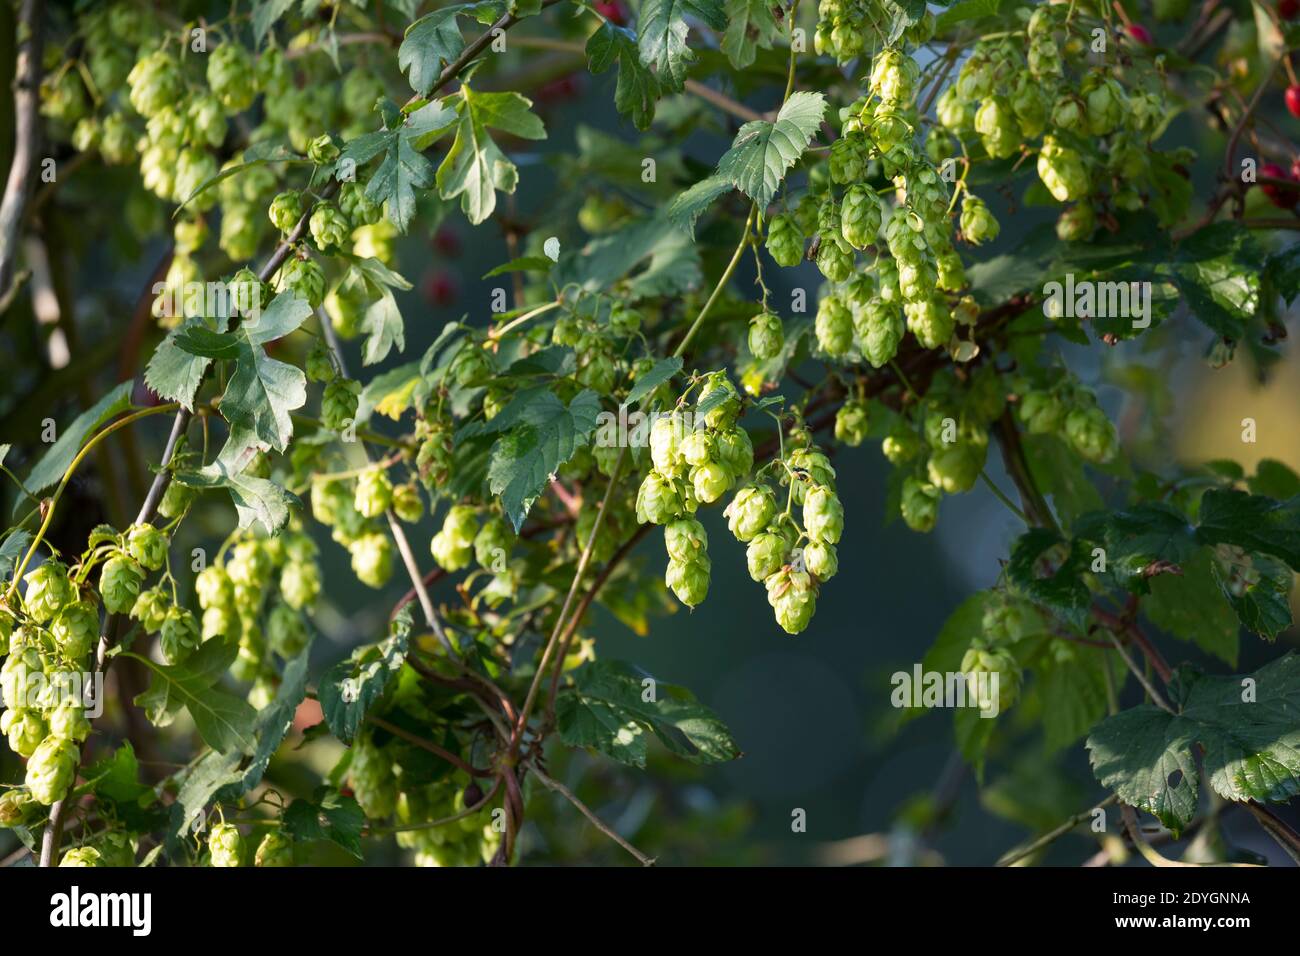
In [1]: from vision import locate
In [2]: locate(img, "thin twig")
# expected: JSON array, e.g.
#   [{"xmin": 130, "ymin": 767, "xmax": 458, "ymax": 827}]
[
  {"xmin": 528, "ymin": 760, "xmax": 656, "ymax": 866},
  {"xmin": 0, "ymin": 0, "xmax": 44, "ymax": 304}
]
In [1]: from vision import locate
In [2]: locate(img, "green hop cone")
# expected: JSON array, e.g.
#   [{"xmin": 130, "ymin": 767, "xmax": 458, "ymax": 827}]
[
  {"xmin": 1011, "ymin": 74, "xmax": 1048, "ymax": 138},
  {"xmin": 828, "ymin": 134, "xmax": 868, "ymax": 184},
  {"xmin": 267, "ymin": 602, "xmax": 308, "ymax": 658},
  {"xmin": 26, "ymin": 735, "xmax": 79, "ymax": 805},
  {"xmin": 125, "ymin": 522, "xmax": 168, "ymax": 571},
  {"xmin": 339, "ymin": 180, "xmax": 382, "ymax": 226},
  {"xmin": 959, "ymin": 195, "xmax": 1000, "ymax": 245},
  {"xmin": 935, "ymin": 248, "xmax": 966, "ymax": 293},
  {"xmin": 49, "ymin": 702, "xmax": 91, "ymax": 742},
  {"xmin": 855, "ymin": 298, "xmax": 904, "ymax": 369},
  {"xmin": 834, "ymin": 400, "xmax": 870, "ymax": 447},
  {"xmin": 715, "ymin": 426, "xmax": 754, "ymax": 480},
  {"xmin": 130, "ymin": 586, "xmax": 170, "ymax": 634},
  {"xmin": 99, "ymin": 554, "xmax": 145, "ymax": 615},
  {"xmin": 227, "ymin": 540, "xmax": 272, "ymax": 590},
  {"xmin": 1056, "ymin": 203, "xmax": 1096, "ymax": 242},
  {"xmin": 748, "ymin": 312, "xmax": 784, "ymax": 360},
  {"xmin": 635, "ymin": 470, "xmax": 685, "ymax": 525},
  {"xmin": 974, "ymin": 96, "xmax": 1021, "ymax": 159},
  {"xmin": 765, "ymin": 568, "xmax": 816, "ymax": 635},
  {"xmin": 52, "ymin": 602, "xmax": 98, "ymax": 661},
  {"xmin": 802, "ymin": 540, "xmax": 838, "ymax": 581},
  {"xmin": 677, "ymin": 432, "xmax": 715, "ymax": 469},
  {"xmin": 195, "ymin": 565, "xmax": 234, "ymax": 611},
  {"xmin": 1082, "ymin": 74, "xmax": 1125, "ymax": 136},
  {"xmin": 255, "ymin": 831, "xmax": 294, "ymax": 867},
  {"xmin": 354, "ymin": 466, "xmax": 394, "ymax": 519},
  {"xmin": 1037, "ymin": 136, "xmax": 1089, "ymax": 203},
  {"xmin": 127, "ymin": 50, "xmax": 182, "ymax": 119},
  {"xmin": 59, "ymin": 847, "xmax": 104, "ymax": 867},
  {"xmin": 905, "ymin": 297, "xmax": 955, "ymax": 350},
  {"xmin": 430, "ymin": 530, "xmax": 471, "ymax": 573},
  {"xmin": 1064, "ymin": 405, "xmax": 1118, "ymax": 464},
  {"xmin": 746, "ymin": 531, "xmax": 788, "ymax": 582},
  {"xmin": 279, "ymin": 560, "xmax": 321, "ymax": 611},
  {"xmin": 664, "ymin": 518, "xmax": 708, "ymax": 563},
  {"xmin": 350, "ymin": 532, "xmax": 394, "ymax": 588},
  {"xmin": 691, "ymin": 462, "xmax": 730, "ymax": 504},
  {"xmin": 348, "ymin": 737, "xmax": 398, "ymax": 819},
  {"xmin": 815, "ymin": 294, "xmax": 854, "ymax": 357},
  {"xmin": 207, "ymin": 43, "xmax": 256, "ymax": 112},
  {"xmin": 280, "ymin": 256, "xmax": 326, "ymax": 309},
  {"xmin": 803, "ymin": 485, "xmax": 844, "ymax": 544},
  {"xmin": 159, "ymin": 607, "xmax": 201, "ymax": 664},
  {"xmin": 208, "ymin": 822, "xmax": 244, "ymax": 867},
  {"xmin": 698, "ymin": 373, "xmax": 741, "ymax": 430},
  {"xmin": 724, "ymin": 484, "xmax": 776, "ymax": 542},
  {"xmin": 649, "ymin": 414, "xmax": 686, "ymax": 477},
  {"xmin": 815, "ymin": 236, "xmax": 854, "ymax": 283},
  {"xmin": 960, "ymin": 646, "xmax": 1021, "ymax": 712},
  {"xmin": 307, "ymin": 134, "xmax": 340, "ymax": 165},
  {"xmin": 785, "ymin": 447, "xmax": 836, "ymax": 506},
  {"xmin": 765, "ymin": 214, "xmax": 805, "ymax": 267},
  {"xmin": 900, "ymin": 477, "xmax": 941, "ymax": 532},
  {"xmin": 0, "ymin": 789, "xmax": 33, "ymax": 827},
  {"xmin": 392, "ymin": 483, "xmax": 424, "ymax": 524},
  {"xmin": 840, "ymin": 184, "xmax": 883, "ymax": 250},
  {"xmin": 926, "ymin": 437, "xmax": 988, "ymax": 494},
  {"xmin": 898, "ymin": 258, "xmax": 938, "ymax": 303},
  {"xmin": 665, "ymin": 555, "xmax": 711, "ymax": 608},
  {"xmin": 24, "ymin": 561, "xmax": 75, "ymax": 623},
  {"xmin": 5, "ymin": 710, "xmax": 47, "ymax": 757},
  {"xmin": 322, "ymin": 378, "xmax": 361, "ymax": 431},
  {"xmin": 310, "ymin": 202, "xmax": 350, "ymax": 250},
  {"xmin": 473, "ymin": 516, "xmax": 514, "ymax": 571},
  {"xmin": 869, "ymin": 47, "xmax": 919, "ymax": 105},
  {"xmin": 1018, "ymin": 390, "xmax": 1065, "ymax": 434},
  {"xmin": 267, "ymin": 189, "xmax": 302, "ymax": 234}
]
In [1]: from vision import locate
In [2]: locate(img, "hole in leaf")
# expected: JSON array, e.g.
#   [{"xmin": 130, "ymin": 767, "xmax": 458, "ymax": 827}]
[{"xmin": 1167, "ymin": 769, "xmax": 1183, "ymax": 790}]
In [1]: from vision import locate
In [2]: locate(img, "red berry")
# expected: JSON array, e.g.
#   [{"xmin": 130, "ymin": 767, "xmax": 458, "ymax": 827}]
[
  {"xmin": 1125, "ymin": 23, "xmax": 1153, "ymax": 45},
  {"xmin": 433, "ymin": 225, "xmax": 462, "ymax": 258},
  {"xmin": 1280, "ymin": 0, "xmax": 1299, "ymax": 20},
  {"xmin": 421, "ymin": 269, "xmax": 458, "ymax": 307},
  {"xmin": 1259, "ymin": 162, "xmax": 1298, "ymax": 207},
  {"xmin": 594, "ymin": 0, "xmax": 627, "ymax": 24},
  {"xmin": 1287, "ymin": 85, "xmax": 1300, "ymax": 118},
  {"xmin": 1290, "ymin": 157, "xmax": 1300, "ymax": 180}
]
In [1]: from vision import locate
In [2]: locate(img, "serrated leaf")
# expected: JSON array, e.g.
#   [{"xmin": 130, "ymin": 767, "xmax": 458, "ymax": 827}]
[
  {"xmin": 483, "ymin": 255, "xmax": 554, "ymax": 278},
  {"xmin": 436, "ymin": 87, "xmax": 545, "ymax": 225},
  {"xmin": 587, "ymin": 21, "xmax": 661, "ymax": 129},
  {"xmin": 146, "ymin": 315, "xmax": 230, "ymax": 410},
  {"xmin": 1196, "ymin": 488, "xmax": 1300, "ymax": 571},
  {"xmin": 624, "ymin": 356, "xmax": 682, "ymax": 407},
  {"xmin": 20, "ymin": 381, "xmax": 135, "ymax": 507},
  {"xmin": 1038, "ymin": 641, "xmax": 1120, "ymax": 751},
  {"xmin": 1005, "ymin": 529, "xmax": 1091, "ymax": 630},
  {"xmin": 253, "ymin": 0, "xmax": 296, "ymax": 43},
  {"xmin": 667, "ymin": 174, "xmax": 732, "ymax": 237},
  {"xmin": 169, "ymin": 749, "xmax": 242, "ymax": 845},
  {"xmin": 358, "ymin": 361, "xmax": 422, "ymax": 422},
  {"xmin": 284, "ymin": 789, "xmax": 366, "ymax": 859},
  {"xmin": 399, "ymin": 4, "xmax": 472, "ymax": 95},
  {"xmin": 714, "ymin": 91, "xmax": 825, "ymax": 207},
  {"xmin": 176, "ymin": 141, "xmax": 308, "ymax": 212},
  {"xmin": 1145, "ymin": 548, "xmax": 1240, "ymax": 666},
  {"xmin": 0, "ymin": 530, "xmax": 33, "ymax": 582},
  {"xmin": 128, "ymin": 641, "xmax": 257, "ymax": 755},
  {"xmin": 488, "ymin": 389, "xmax": 602, "ymax": 530},
  {"xmin": 1169, "ymin": 222, "xmax": 1261, "ymax": 340},
  {"xmin": 1214, "ymin": 553, "xmax": 1293, "ymax": 641},
  {"xmin": 173, "ymin": 459, "xmax": 298, "ymax": 534},
  {"xmin": 721, "ymin": 0, "xmax": 781, "ymax": 68},
  {"xmin": 1075, "ymin": 502, "xmax": 1197, "ymax": 594},
  {"xmin": 237, "ymin": 645, "xmax": 312, "ymax": 793},
  {"xmin": 556, "ymin": 659, "xmax": 740, "ymax": 767},
  {"xmin": 637, "ymin": 0, "xmax": 727, "ymax": 92},
  {"xmin": 1088, "ymin": 654, "xmax": 1300, "ymax": 833},
  {"xmin": 318, "ymin": 607, "xmax": 413, "ymax": 745}
]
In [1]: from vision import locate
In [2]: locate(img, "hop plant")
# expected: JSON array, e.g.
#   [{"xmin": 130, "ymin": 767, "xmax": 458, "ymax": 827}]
[
  {"xmin": 355, "ymin": 467, "xmax": 394, "ymax": 518},
  {"xmin": 52, "ymin": 602, "xmax": 98, "ymax": 661},
  {"xmin": 255, "ymin": 831, "xmax": 295, "ymax": 867},
  {"xmin": 125, "ymin": 523, "xmax": 168, "ymax": 571},
  {"xmin": 100, "ymin": 554, "xmax": 146, "ymax": 615},
  {"xmin": 765, "ymin": 214, "xmax": 805, "ymax": 267},
  {"xmin": 815, "ymin": 295, "xmax": 854, "ymax": 357},
  {"xmin": 322, "ymin": 378, "xmax": 361, "ymax": 431},
  {"xmin": 160, "ymin": 607, "xmax": 201, "ymax": 664},
  {"xmin": 724, "ymin": 485, "xmax": 776, "ymax": 542},
  {"xmin": 127, "ymin": 51, "xmax": 182, "ymax": 119},
  {"xmin": 208, "ymin": 822, "xmax": 244, "ymax": 867},
  {"xmin": 26, "ymin": 735, "xmax": 79, "ymax": 805},
  {"xmin": 280, "ymin": 256, "xmax": 326, "ymax": 308},
  {"xmin": 310, "ymin": 202, "xmax": 351, "ymax": 250},
  {"xmin": 208, "ymin": 43, "xmax": 256, "ymax": 112},
  {"xmin": 765, "ymin": 567, "xmax": 816, "ymax": 635},
  {"xmin": 900, "ymin": 477, "xmax": 941, "ymax": 532},
  {"xmin": 130, "ymin": 586, "xmax": 171, "ymax": 633},
  {"xmin": 834, "ymin": 400, "xmax": 870, "ymax": 447},
  {"xmin": 803, "ymin": 485, "xmax": 844, "ymax": 544},
  {"xmin": 24, "ymin": 561, "xmax": 74, "ymax": 623},
  {"xmin": 748, "ymin": 312, "xmax": 784, "ymax": 359},
  {"xmin": 350, "ymin": 533, "xmax": 394, "ymax": 588}
]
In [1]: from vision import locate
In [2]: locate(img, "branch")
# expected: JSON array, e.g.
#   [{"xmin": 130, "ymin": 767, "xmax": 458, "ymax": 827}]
[
  {"xmin": 365, "ymin": 714, "xmax": 494, "ymax": 778},
  {"xmin": 0, "ymin": 0, "xmax": 45, "ymax": 303},
  {"xmin": 528, "ymin": 760, "xmax": 656, "ymax": 866},
  {"xmin": 996, "ymin": 794, "xmax": 1117, "ymax": 866}
]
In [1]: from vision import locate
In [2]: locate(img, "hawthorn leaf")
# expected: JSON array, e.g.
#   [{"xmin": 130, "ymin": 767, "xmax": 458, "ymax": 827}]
[
  {"xmin": 637, "ymin": 0, "xmax": 727, "ymax": 92},
  {"xmin": 436, "ymin": 87, "xmax": 545, "ymax": 225},
  {"xmin": 587, "ymin": 21, "xmax": 660, "ymax": 129},
  {"xmin": 721, "ymin": 0, "xmax": 781, "ymax": 69}
]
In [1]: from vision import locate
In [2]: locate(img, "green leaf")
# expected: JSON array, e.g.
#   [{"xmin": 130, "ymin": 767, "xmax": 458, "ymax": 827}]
[
  {"xmin": 21, "ymin": 381, "xmax": 134, "ymax": 504},
  {"xmin": 552, "ymin": 215, "xmax": 701, "ymax": 296},
  {"xmin": 238, "ymin": 645, "xmax": 312, "ymax": 793},
  {"xmin": 129, "ymin": 641, "xmax": 258, "ymax": 755},
  {"xmin": 1037, "ymin": 641, "xmax": 1118, "ymax": 751},
  {"xmin": 714, "ymin": 92, "xmax": 826, "ymax": 207},
  {"xmin": 1249, "ymin": 459, "xmax": 1300, "ymax": 500},
  {"xmin": 175, "ymin": 461, "xmax": 298, "ymax": 534},
  {"xmin": 935, "ymin": 0, "xmax": 1007, "ymax": 31},
  {"xmin": 436, "ymin": 87, "xmax": 545, "ymax": 225},
  {"xmin": 1020, "ymin": 433, "xmax": 1104, "ymax": 525},
  {"xmin": 637, "ymin": 0, "xmax": 727, "ymax": 92},
  {"xmin": 666, "ymin": 174, "xmax": 733, "ymax": 238},
  {"xmin": 721, "ymin": 0, "xmax": 781, "ymax": 68},
  {"xmin": 398, "ymin": 3, "xmax": 505, "ymax": 94},
  {"xmin": 488, "ymin": 389, "xmax": 603, "ymax": 530},
  {"xmin": 0, "ymin": 530, "xmax": 32, "ymax": 582},
  {"xmin": 1214, "ymin": 553, "xmax": 1293, "ymax": 641},
  {"xmin": 252, "ymin": 0, "xmax": 296, "ymax": 43},
  {"xmin": 556, "ymin": 659, "xmax": 740, "ymax": 767},
  {"xmin": 146, "ymin": 314, "xmax": 231, "ymax": 410},
  {"xmin": 176, "ymin": 141, "xmax": 308, "ymax": 212},
  {"xmin": 1145, "ymin": 548, "xmax": 1241, "ymax": 666},
  {"xmin": 1088, "ymin": 655, "xmax": 1300, "ymax": 833},
  {"xmin": 1196, "ymin": 488, "xmax": 1300, "ymax": 571},
  {"xmin": 1005, "ymin": 529, "xmax": 1091, "ymax": 630},
  {"xmin": 1075, "ymin": 502, "xmax": 1197, "ymax": 594},
  {"xmin": 587, "ymin": 21, "xmax": 661, "ymax": 130},
  {"xmin": 624, "ymin": 356, "xmax": 682, "ymax": 407},
  {"xmin": 1169, "ymin": 222, "xmax": 1261, "ymax": 340},
  {"xmin": 206, "ymin": 293, "xmax": 313, "ymax": 453},
  {"xmin": 318, "ymin": 607, "xmax": 413, "ymax": 745},
  {"xmin": 284, "ymin": 788, "xmax": 366, "ymax": 859},
  {"xmin": 358, "ymin": 361, "xmax": 422, "ymax": 422},
  {"xmin": 169, "ymin": 749, "xmax": 242, "ymax": 845},
  {"xmin": 482, "ymin": 255, "xmax": 554, "ymax": 278}
]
